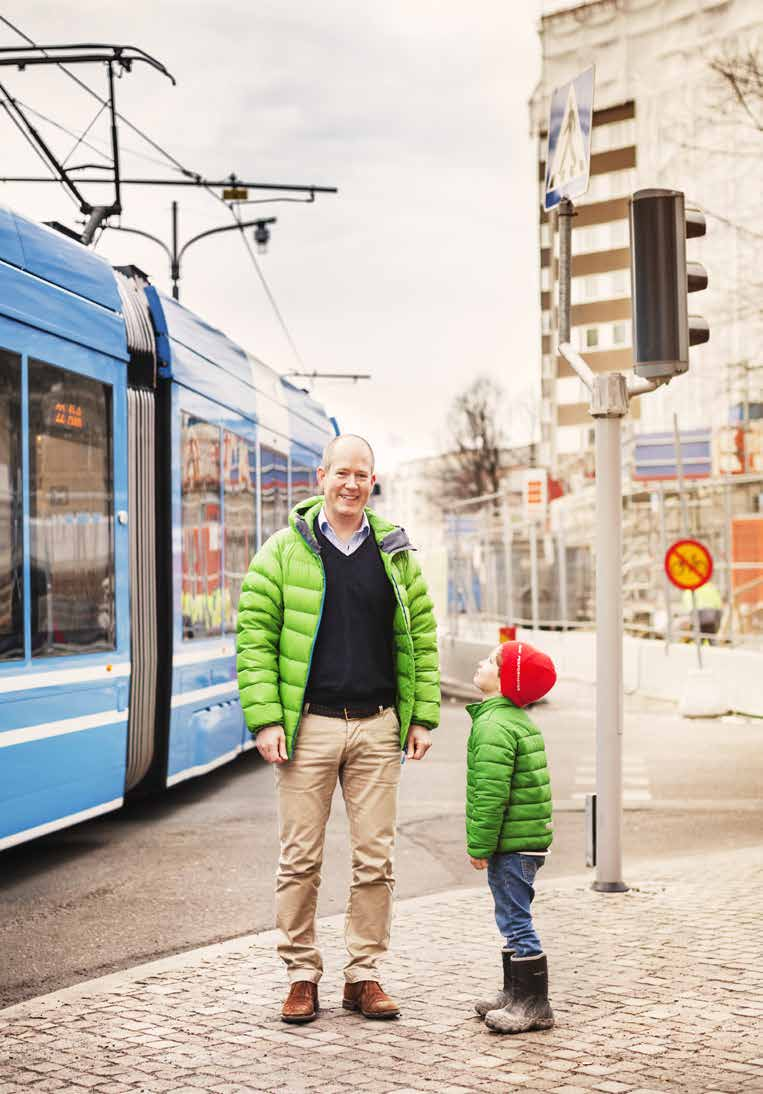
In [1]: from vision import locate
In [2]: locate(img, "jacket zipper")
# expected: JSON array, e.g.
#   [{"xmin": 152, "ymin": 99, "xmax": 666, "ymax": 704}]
[
  {"xmin": 384, "ymin": 552, "xmax": 414, "ymax": 749},
  {"xmin": 290, "ymin": 544, "xmax": 326, "ymax": 759}
]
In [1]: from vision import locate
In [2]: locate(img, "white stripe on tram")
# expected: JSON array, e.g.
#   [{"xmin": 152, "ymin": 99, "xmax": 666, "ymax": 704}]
[
  {"xmin": 0, "ymin": 798, "xmax": 124, "ymax": 851},
  {"xmin": 166, "ymin": 746, "xmax": 243, "ymax": 787},
  {"xmin": 0, "ymin": 661, "xmax": 131, "ymax": 694},
  {"xmin": 170, "ymin": 682, "xmax": 239, "ymax": 708},
  {"xmin": 172, "ymin": 644, "xmax": 235, "ymax": 667},
  {"xmin": 0, "ymin": 709, "xmax": 127, "ymax": 749}
]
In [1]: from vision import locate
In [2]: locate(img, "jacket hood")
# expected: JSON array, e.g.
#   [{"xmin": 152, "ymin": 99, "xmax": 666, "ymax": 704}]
[{"xmin": 289, "ymin": 495, "xmax": 416, "ymax": 555}]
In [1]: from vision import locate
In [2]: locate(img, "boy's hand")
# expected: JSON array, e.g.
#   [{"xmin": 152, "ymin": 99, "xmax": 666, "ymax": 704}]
[{"xmin": 469, "ymin": 856, "xmax": 488, "ymax": 870}]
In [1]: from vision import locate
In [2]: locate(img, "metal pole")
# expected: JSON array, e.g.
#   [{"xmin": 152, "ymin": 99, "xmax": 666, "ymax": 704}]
[
  {"xmin": 593, "ymin": 414, "xmax": 627, "ymax": 892},
  {"xmin": 558, "ymin": 509, "xmax": 568, "ymax": 629},
  {"xmin": 502, "ymin": 498, "xmax": 514, "ymax": 624},
  {"xmin": 657, "ymin": 484, "xmax": 673, "ymax": 647},
  {"xmin": 530, "ymin": 521, "xmax": 539, "ymax": 631},
  {"xmin": 673, "ymin": 414, "xmax": 702, "ymax": 668},
  {"xmin": 723, "ymin": 481, "xmax": 734, "ymax": 645},
  {"xmin": 171, "ymin": 200, "xmax": 180, "ymax": 301},
  {"xmin": 558, "ymin": 199, "xmax": 574, "ymax": 344}
]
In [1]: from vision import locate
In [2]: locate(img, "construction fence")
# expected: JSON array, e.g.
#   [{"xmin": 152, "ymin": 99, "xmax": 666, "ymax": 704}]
[{"xmin": 444, "ymin": 474, "xmax": 763, "ymax": 648}]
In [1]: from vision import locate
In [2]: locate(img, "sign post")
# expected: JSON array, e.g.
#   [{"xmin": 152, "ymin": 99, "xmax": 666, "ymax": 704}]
[{"xmin": 545, "ymin": 66, "xmax": 595, "ymax": 443}]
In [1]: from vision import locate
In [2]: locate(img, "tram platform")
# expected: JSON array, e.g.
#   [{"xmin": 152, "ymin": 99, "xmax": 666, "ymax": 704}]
[{"xmin": 1, "ymin": 843, "xmax": 761, "ymax": 1093}]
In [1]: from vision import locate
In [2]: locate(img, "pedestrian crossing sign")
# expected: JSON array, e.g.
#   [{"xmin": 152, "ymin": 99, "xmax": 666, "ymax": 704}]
[{"xmin": 544, "ymin": 66, "xmax": 595, "ymax": 211}]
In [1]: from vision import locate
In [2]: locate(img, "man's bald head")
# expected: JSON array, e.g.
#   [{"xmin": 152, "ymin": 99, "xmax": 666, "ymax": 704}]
[{"xmin": 321, "ymin": 434, "xmax": 375, "ymax": 473}]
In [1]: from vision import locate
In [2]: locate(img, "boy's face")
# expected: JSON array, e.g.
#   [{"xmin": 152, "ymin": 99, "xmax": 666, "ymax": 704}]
[{"xmin": 473, "ymin": 645, "xmax": 502, "ymax": 696}]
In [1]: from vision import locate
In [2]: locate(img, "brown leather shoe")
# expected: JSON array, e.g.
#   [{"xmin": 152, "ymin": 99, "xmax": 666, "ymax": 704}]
[
  {"xmin": 281, "ymin": 980, "xmax": 318, "ymax": 1024},
  {"xmin": 343, "ymin": 980, "xmax": 400, "ymax": 1019}
]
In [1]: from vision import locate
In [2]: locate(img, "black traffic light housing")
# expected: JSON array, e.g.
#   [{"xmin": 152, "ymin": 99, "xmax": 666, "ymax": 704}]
[{"xmin": 629, "ymin": 188, "xmax": 709, "ymax": 380}]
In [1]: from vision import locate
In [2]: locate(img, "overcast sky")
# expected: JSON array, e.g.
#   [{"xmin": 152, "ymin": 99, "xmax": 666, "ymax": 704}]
[{"xmin": 1, "ymin": 3, "xmax": 543, "ymax": 470}]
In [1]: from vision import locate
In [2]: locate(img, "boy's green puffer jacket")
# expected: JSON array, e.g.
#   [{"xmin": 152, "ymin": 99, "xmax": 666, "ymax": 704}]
[
  {"xmin": 236, "ymin": 496, "xmax": 440, "ymax": 757},
  {"xmin": 466, "ymin": 696, "xmax": 553, "ymax": 858}
]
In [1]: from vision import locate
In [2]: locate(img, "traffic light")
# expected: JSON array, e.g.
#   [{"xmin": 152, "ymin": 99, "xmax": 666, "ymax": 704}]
[{"xmin": 629, "ymin": 188, "xmax": 709, "ymax": 380}]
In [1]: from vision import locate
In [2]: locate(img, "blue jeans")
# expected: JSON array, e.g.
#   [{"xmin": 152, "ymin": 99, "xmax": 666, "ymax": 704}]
[{"xmin": 487, "ymin": 853, "xmax": 544, "ymax": 957}]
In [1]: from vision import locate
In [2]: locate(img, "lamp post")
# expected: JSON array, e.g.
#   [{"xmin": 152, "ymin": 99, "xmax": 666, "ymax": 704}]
[{"xmin": 105, "ymin": 200, "xmax": 277, "ymax": 300}]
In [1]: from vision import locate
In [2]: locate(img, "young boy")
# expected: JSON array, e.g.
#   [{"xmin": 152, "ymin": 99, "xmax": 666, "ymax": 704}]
[{"xmin": 466, "ymin": 640, "xmax": 556, "ymax": 1034}]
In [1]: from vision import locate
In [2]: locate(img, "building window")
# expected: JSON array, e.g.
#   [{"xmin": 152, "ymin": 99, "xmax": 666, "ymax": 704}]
[
  {"xmin": 260, "ymin": 445, "xmax": 288, "ymax": 544},
  {"xmin": 222, "ymin": 430, "xmax": 256, "ymax": 632},
  {"xmin": 611, "ymin": 269, "xmax": 629, "ymax": 296},
  {"xmin": 0, "ymin": 350, "xmax": 22, "ymax": 661},
  {"xmin": 613, "ymin": 322, "xmax": 628, "ymax": 345},
  {"xmin": 28, "ymin": 359, "xmax": 115, "ymax": 656},
  {"xmin": 540, "ymin": 222, "xmax": 551, "ymax": 248},
  {"xmin": 610, "ymin": 220, "xmax": 628, "ymax": 247},
  {"xmin": 586, "ymin": 328, "xmax": 599, "ymax": 349},
  {"xmin": 181, "ymin": 414, "xmax": 222, "ymax": 639}
]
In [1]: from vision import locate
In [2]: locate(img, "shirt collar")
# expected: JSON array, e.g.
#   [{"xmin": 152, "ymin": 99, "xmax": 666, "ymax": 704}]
[{"xmin": 318, "ymin": 506, "xmax": 370, "ymax": 539}]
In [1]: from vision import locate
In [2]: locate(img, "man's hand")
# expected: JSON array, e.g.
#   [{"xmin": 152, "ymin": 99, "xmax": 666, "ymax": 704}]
[
  {"xmin": 469, "ymin": 856, "xmax": 488, "ymax": 870},
  {"xmin": 256, "ymin": 725, "xmax": 288, "ymax": 764},
  {"xmin": 405, "ymin": 725, "xmax": 432, "ymax": 761}
]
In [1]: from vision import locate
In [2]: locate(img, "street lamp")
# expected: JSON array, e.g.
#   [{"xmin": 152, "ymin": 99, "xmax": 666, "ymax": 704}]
[{"xmin": 104, "ymin": 201, "xmax": 278, "ymax": 300}]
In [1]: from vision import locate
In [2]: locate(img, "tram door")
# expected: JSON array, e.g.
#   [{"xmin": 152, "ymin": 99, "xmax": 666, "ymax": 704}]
[{"xmin": 0, "ymin": 342, "xmax": 131, "ymax": 851}]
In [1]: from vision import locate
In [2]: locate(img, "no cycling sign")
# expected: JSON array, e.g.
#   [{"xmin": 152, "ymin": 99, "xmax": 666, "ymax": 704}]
[{"xmin": 664, "ymin": 539, "xmax": 713, "ymax": 591}]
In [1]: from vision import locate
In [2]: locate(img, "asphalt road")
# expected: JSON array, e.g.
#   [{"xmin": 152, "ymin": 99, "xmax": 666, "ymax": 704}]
[{"xmin": 1, "ymin": 679, "xmax": 761, "ymax": 1009}]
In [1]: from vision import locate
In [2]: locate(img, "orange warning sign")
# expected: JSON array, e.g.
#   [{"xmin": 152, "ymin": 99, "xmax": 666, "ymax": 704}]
[{"xmin": 664, "ymin": 539, "xmax": 713, "ymax": 591}]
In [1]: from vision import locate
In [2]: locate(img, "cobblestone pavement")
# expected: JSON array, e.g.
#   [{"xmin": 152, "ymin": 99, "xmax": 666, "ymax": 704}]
[{"xmin": 1, "ymin": 845, "xmax": 761, "ymax": 1094}]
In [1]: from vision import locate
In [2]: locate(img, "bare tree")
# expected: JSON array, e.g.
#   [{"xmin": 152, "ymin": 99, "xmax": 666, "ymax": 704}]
[
  {"xmin": 709, "ymin": 45, "xmax": 763, "ymax": 134},
  {"xmin": 442, "ymin": 375, "xmax": 505, "ymax": 501}
]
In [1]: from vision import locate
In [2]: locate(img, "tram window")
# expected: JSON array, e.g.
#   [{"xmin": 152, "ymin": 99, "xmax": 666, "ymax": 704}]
[
  {"xmin": 181, "ymin": 414, "xmax": 222, "ymax": 639},
  {"xmin": 260, "ymin": 445, "xmax": 288, "ymax": 544},
  {"xmin": 0, "ymin": 350, "xmax": 22, "ymax": 661},
  {"xmin": 222, "ymin": 430, "xmax": 256, "ymax": 631},
  {"xmin": 291, "ymin": 456, "xmax": 317, "ymax": 509},
  {"xmin": 28, "ymin": 359, "xmax": 115, "ymax": 656}
]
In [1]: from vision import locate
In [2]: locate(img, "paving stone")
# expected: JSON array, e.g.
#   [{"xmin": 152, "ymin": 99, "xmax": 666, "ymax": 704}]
[{"xmin": 0, "ymin": 847, "xmax": 761, "ymax": 1093}]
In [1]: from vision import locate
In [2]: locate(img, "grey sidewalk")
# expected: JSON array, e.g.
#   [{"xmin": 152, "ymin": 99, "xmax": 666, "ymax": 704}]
[{"xmin": 1, "ymin": 846, "xmax": 761, "ymax": 1094}]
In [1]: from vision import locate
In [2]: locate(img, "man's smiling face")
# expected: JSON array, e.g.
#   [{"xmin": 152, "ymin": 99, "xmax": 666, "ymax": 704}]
[{"xmin": 317, "ymin": 436, "xmax": 376, "ymax": 525}]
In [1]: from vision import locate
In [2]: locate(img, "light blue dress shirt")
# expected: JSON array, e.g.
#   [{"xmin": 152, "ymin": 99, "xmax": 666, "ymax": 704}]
[{"xmin": 317, "ymin": 506, "xmax": 370, "ymax": 556}]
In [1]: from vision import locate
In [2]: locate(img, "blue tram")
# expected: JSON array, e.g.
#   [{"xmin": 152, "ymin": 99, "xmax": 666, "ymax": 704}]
[{"xmin": 0, "ymin": 205, "xmax": 335, "ymax": 850}]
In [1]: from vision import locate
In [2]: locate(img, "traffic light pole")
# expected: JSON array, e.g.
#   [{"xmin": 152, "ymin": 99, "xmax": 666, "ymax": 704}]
[
  {"xmin": 560, "ymin": 349, "xmax": 639, "ymax": 893},
  {"xmin": 557, "ymin": 196, "xmax": 662, "ymax": 893}
]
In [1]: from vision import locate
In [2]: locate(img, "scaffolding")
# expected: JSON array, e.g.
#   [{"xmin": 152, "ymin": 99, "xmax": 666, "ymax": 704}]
[{"xmin": 445, "ymin": 475, "xmax": 763, "ymax": 647}]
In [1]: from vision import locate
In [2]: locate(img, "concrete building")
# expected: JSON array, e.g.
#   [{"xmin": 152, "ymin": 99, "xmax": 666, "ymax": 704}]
[{"xmin": 531, "ymin": 0, "xmax": 763, "ymax": 475}]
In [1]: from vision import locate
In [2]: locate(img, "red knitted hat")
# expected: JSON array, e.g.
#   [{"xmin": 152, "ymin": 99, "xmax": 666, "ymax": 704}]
[{"xmin": 498, "ymin": 641, "xmax": 557, "ymax": 707}]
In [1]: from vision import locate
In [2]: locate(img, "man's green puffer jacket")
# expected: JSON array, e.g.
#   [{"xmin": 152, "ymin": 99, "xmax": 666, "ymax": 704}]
[
  {"xmin": 465, "ymin": 696, "xmax": 553, "ymax": 858},
  {"xmin": 236, "ymin": 496, "xmax": 440, "ymax": 757}
]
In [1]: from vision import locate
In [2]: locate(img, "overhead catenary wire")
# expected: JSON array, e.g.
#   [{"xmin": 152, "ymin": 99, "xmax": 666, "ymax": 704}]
[
  {"xmin": 231, "ymin": 205, "xmax": 307, "ymax": 371},
  {"xmin": 0, "ymin": 15, "xmax": 197, "ymax": 181},
  {"xmin": 1, "ymin": 14, "xmax": 310, "ymax": 370},
  {"xmin": 14, "ymin": 97, "xmax": 173, "ymax": 171},
  {"xmin": 61, "ymin": 102, "xmax": 106, "ymax": 168},
  {"xmin": 0, "ymin": 96, "xmax": 79, "ymax": 209}
]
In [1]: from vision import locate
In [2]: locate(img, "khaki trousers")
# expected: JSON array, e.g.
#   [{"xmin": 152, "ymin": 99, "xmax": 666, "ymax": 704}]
[{"xmin": 274, "ymin": 706, "xmax": 402, "ymax": 984}]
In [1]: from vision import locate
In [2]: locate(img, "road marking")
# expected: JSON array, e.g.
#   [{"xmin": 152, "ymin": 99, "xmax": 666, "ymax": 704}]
[{"xmin": 572, "ymin": 755, "xmax": 652, "ymax": 803}]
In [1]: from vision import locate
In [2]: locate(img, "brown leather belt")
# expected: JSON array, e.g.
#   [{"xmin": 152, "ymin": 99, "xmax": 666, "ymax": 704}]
[{"xmin": 305, "ymin": 702, "xmax": 385, "ymax": 720}]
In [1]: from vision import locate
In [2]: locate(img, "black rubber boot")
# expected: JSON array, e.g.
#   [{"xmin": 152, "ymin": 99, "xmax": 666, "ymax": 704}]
[
  {"xmin": 484, "ymin": 952, "xmax": 554, "ymax": 1033},
  {"xmin": 474, "ymin": 948, "xmax": 514, "ymax": 1018}
]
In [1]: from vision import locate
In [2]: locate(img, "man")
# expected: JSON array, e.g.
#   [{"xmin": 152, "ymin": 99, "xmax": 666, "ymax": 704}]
[
  {"xmin": 679, "ymin": 580, "xmax": 723, "ymax": 640},
  {"xmin": 236, "ymin": 434, "xmax": 440, "ymax": 1024}
]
